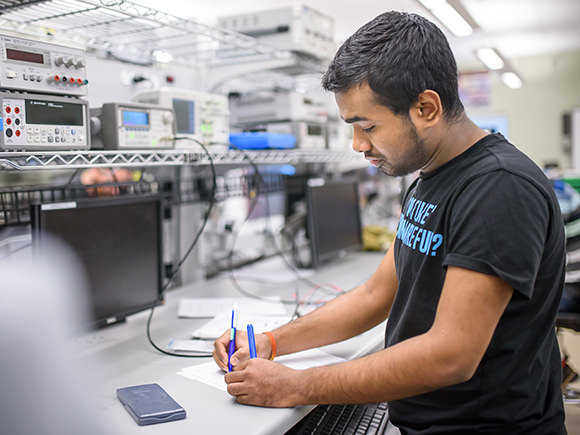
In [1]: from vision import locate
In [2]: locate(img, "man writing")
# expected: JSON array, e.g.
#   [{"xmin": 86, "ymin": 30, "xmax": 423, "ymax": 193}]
[{"xmin": 214, "ymin": 11, "xmax": 566, "ymax": 434}]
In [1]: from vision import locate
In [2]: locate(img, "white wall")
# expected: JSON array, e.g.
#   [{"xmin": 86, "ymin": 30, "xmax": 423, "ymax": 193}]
[{"xmin": 466, "ymin": 50, "xmax": 580, "ymax": 169}]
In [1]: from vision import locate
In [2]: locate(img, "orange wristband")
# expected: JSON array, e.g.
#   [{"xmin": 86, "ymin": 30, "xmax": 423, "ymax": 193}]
[{"xmin": 264, "ymin": 331, "xmax": 276, "ymax": 360}]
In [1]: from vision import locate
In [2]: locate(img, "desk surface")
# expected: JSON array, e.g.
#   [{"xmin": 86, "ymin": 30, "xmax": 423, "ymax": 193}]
[{"xmin": 79, "ymin": 251, "xmax": 386, "ymax": 435}]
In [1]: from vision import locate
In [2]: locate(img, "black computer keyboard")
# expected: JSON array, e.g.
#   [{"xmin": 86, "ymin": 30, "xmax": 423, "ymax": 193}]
[{"xmin": 285, "ymin": 402, "xmax": 389, "ymax": 435}]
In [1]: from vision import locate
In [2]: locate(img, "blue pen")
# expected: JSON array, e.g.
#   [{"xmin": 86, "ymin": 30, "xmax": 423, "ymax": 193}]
[
  {"xmin": 247, "ymin": 324, "xmax": 257, "ymax": 359},
  {"xmin": 228, "ymin": 303, "xmax": 238, "ymax": 372}
]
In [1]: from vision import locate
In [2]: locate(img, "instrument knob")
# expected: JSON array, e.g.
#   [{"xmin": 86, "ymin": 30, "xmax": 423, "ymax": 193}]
[{"xmin": 162, "ymin": 111, "xmax": 174, "ymax": 125}]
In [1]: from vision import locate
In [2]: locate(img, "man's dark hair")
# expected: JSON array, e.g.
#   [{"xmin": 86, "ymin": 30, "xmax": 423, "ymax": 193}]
[{"xmin": 322, "ymin": 11, "xmax": 464, "ymax": 120}]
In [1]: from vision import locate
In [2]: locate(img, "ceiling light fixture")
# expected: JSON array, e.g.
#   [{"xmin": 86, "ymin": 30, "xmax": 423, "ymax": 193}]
[
  {"xmin": 418, "ymin": 0, "xmax": 474, "ymax": 37},
  {"xmin": 501, "ymin": 71, "xmax": 523, "ymax": 89},
  {"xmin": 476, "ymin": 48, "xmax": 505, "ymax": 70}
]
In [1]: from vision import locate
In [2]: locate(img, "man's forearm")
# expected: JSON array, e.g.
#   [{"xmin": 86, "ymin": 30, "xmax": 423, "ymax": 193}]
[{"xmin": 293, "ymin": 330, "xmax": 468, "ymax": 405}]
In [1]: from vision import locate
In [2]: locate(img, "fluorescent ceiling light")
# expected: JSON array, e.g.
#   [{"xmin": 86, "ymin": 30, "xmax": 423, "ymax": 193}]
[
  {"xmin": 476, "ymin": 48, "xmax": 504, "ymax": 70},
  {"xmin": 418, "ymin": 0, "xmax": 446, "ymax": 8},
  {"xmin": 501, "ymin": 71, "xmax": 523, "ymax": 89},
  {"xmin": 418, "ymin": 0, "xmax": 474, "ymax": 37}
]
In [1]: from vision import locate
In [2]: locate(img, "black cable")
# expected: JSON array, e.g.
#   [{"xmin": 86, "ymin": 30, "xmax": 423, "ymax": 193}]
[
  {"xmin": 211, "ymin": 143, "xmax": 345, "ymax": 318},
  {"xmin": 161, "ymin": 138, "xmax": 217, "ymax": 293},
  {"xmin": 64, "ymin": 168, "xmax": 81, "ymax": 190},
  {"xmin": 145, "ymin": 137, "xmax": 217, "ymax": 358},
  {"xmin": 225, "ymin": 143, "xmax": 328, "ymax": 290},
  {"xmin": 145, "ymin": 305, "xmax": 208, "ymax": 358},
  {"xmin": 143, "ymin": 140, "xmax": 339, "ymax": 356},
  {"xmin": 109, "ymin": 167, "xmax": 120, "ymax": 192},
  {"xmin": 206, "ymin": 142, "xmax": 299, "ymax": 305}
]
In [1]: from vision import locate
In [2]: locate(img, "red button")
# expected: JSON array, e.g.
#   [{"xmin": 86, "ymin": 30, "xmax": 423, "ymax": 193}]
[
  {"xmin": 5, "ymin": 118, "xmax": 11, "ymax": 125},
  {"xmin": 69, "ymin": 77, "xmax": 75, "ymax": 83},
  {"xmin": 14, "ymin": 107, "xmax": 20, "ymax": 114},
  {"xmin": 15, "ymin": 130, "xmax": 21, "ymax": 137},
  {"xmin": 5, "ymin": 106, "xmax": 10, "ymax": 114}
]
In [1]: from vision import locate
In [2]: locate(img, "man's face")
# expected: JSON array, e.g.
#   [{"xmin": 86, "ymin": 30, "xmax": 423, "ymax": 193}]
[{"xmin": 336, "ymin": 82, "xmax": 432, "ymax": 177}]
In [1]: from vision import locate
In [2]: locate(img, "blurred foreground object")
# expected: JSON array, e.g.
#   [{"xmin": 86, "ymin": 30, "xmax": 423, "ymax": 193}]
[{"xmin": 0, "ymin": 239, "xmax": 112, "ymax": 435}]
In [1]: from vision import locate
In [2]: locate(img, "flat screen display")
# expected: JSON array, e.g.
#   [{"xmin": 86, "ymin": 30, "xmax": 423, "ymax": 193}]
[
  {"xmin": 122, "ymin": 110, "xmax": 149, "ymax": 126},
  {"xmin": 173, "ymin": 98, "xmax": 195, "ymax": 135},
  {"xmin": 306, "ymin": 180, "xmax": 363, "ymax": 268},
  {"xmin": 31, "ymin": 196, "xmax": 163, "ymax": 329},
  {"xmin": 25, "ymin": 99, "xmax": 84, "ymax": 126}
]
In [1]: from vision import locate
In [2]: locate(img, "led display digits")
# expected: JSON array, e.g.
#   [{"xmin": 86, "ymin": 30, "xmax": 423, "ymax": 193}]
[{"xmin": 6, "ymin": 48, "xmax": 44, "ymax": 64}]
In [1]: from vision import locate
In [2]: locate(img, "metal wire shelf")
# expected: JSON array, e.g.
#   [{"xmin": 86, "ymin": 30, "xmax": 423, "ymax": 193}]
[
  {"xmin": 0, "ymin": 149, "xmax": 192, "ymax": 169},
  {"xmin": 193, "ymin": 149, "xmax": 366, "ymax": 166},
  {"xmin": 0, "ymin": 169, "xmax": 287, "ymax": 226},
  {"xmin": 0, "ymin": 149, "xmax": 365, "ymax": 170},
  {"xmin": 0, "ymin": 178, "xmax": 161, "ymax": 226},
  {"xmin": 0, "ymin": 0, "xmax": 312, "ymax": 69}
]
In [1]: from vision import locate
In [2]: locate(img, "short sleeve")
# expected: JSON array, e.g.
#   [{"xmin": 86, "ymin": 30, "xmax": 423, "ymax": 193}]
[{"xmin": 444, "ymin": 170, "xmax": 550, "ymax": 299}]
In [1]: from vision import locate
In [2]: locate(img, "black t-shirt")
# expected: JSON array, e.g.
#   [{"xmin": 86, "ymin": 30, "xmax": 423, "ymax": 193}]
[{"xmin": 388, "ymin": 134, "xmax": 566, "ymax": 434}]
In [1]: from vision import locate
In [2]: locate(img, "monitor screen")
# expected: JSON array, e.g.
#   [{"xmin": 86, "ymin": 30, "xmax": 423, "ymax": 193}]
[
  {"xmin": 122, "ymin": 110, "xmax": 149, "ymax": 126},
  {"xmin": 173, "ymin": 98, "xmax": 195, "ymax": 135},
  {"xmin": 31, "ymin": 195, "xmax": 163, "ymax": 329},
  {"xmin": 306, "ymin": 180, "xmax": 363, "ymax": 268}
]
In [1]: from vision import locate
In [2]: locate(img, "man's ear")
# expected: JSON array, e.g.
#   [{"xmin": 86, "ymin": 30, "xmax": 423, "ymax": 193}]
[{"xmin": 410, "ymin": 90, "xmax": 443, "ymax": 127}]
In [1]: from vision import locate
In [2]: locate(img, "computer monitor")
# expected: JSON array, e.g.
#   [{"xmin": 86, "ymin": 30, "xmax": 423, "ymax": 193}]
[
  {"xmin": 31, "ymin": 195, "xmax": 163, "ymax": 329},
  {"xmin": 306, "ymin": 179, "xmax": 363, "ymax": 268}
]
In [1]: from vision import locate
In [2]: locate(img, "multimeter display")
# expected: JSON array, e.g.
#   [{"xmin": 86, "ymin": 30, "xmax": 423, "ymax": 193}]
[
  {"xmin": 25, "ymin": 99, "xmax": 84, "ymax": 126},
  {"xmin": 122, "ymin": 110, "xmax": 149, "ymax": 127}
]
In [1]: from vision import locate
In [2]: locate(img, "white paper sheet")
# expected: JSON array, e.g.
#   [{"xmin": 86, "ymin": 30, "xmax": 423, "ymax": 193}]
[
  {"xmin": 177, "ymin": 297, "xmax": 287, "ymax": 318},
  {"xmin": 177, "ymin": 348, "xmax": 346, "ymax": 392},
  {"xmin": 191, "ymin": 312, "xmax": 292, "ymax": 339},
  {"xmin": 167, "ymin": 338, "xmax": 215, "ymax": 354}
]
